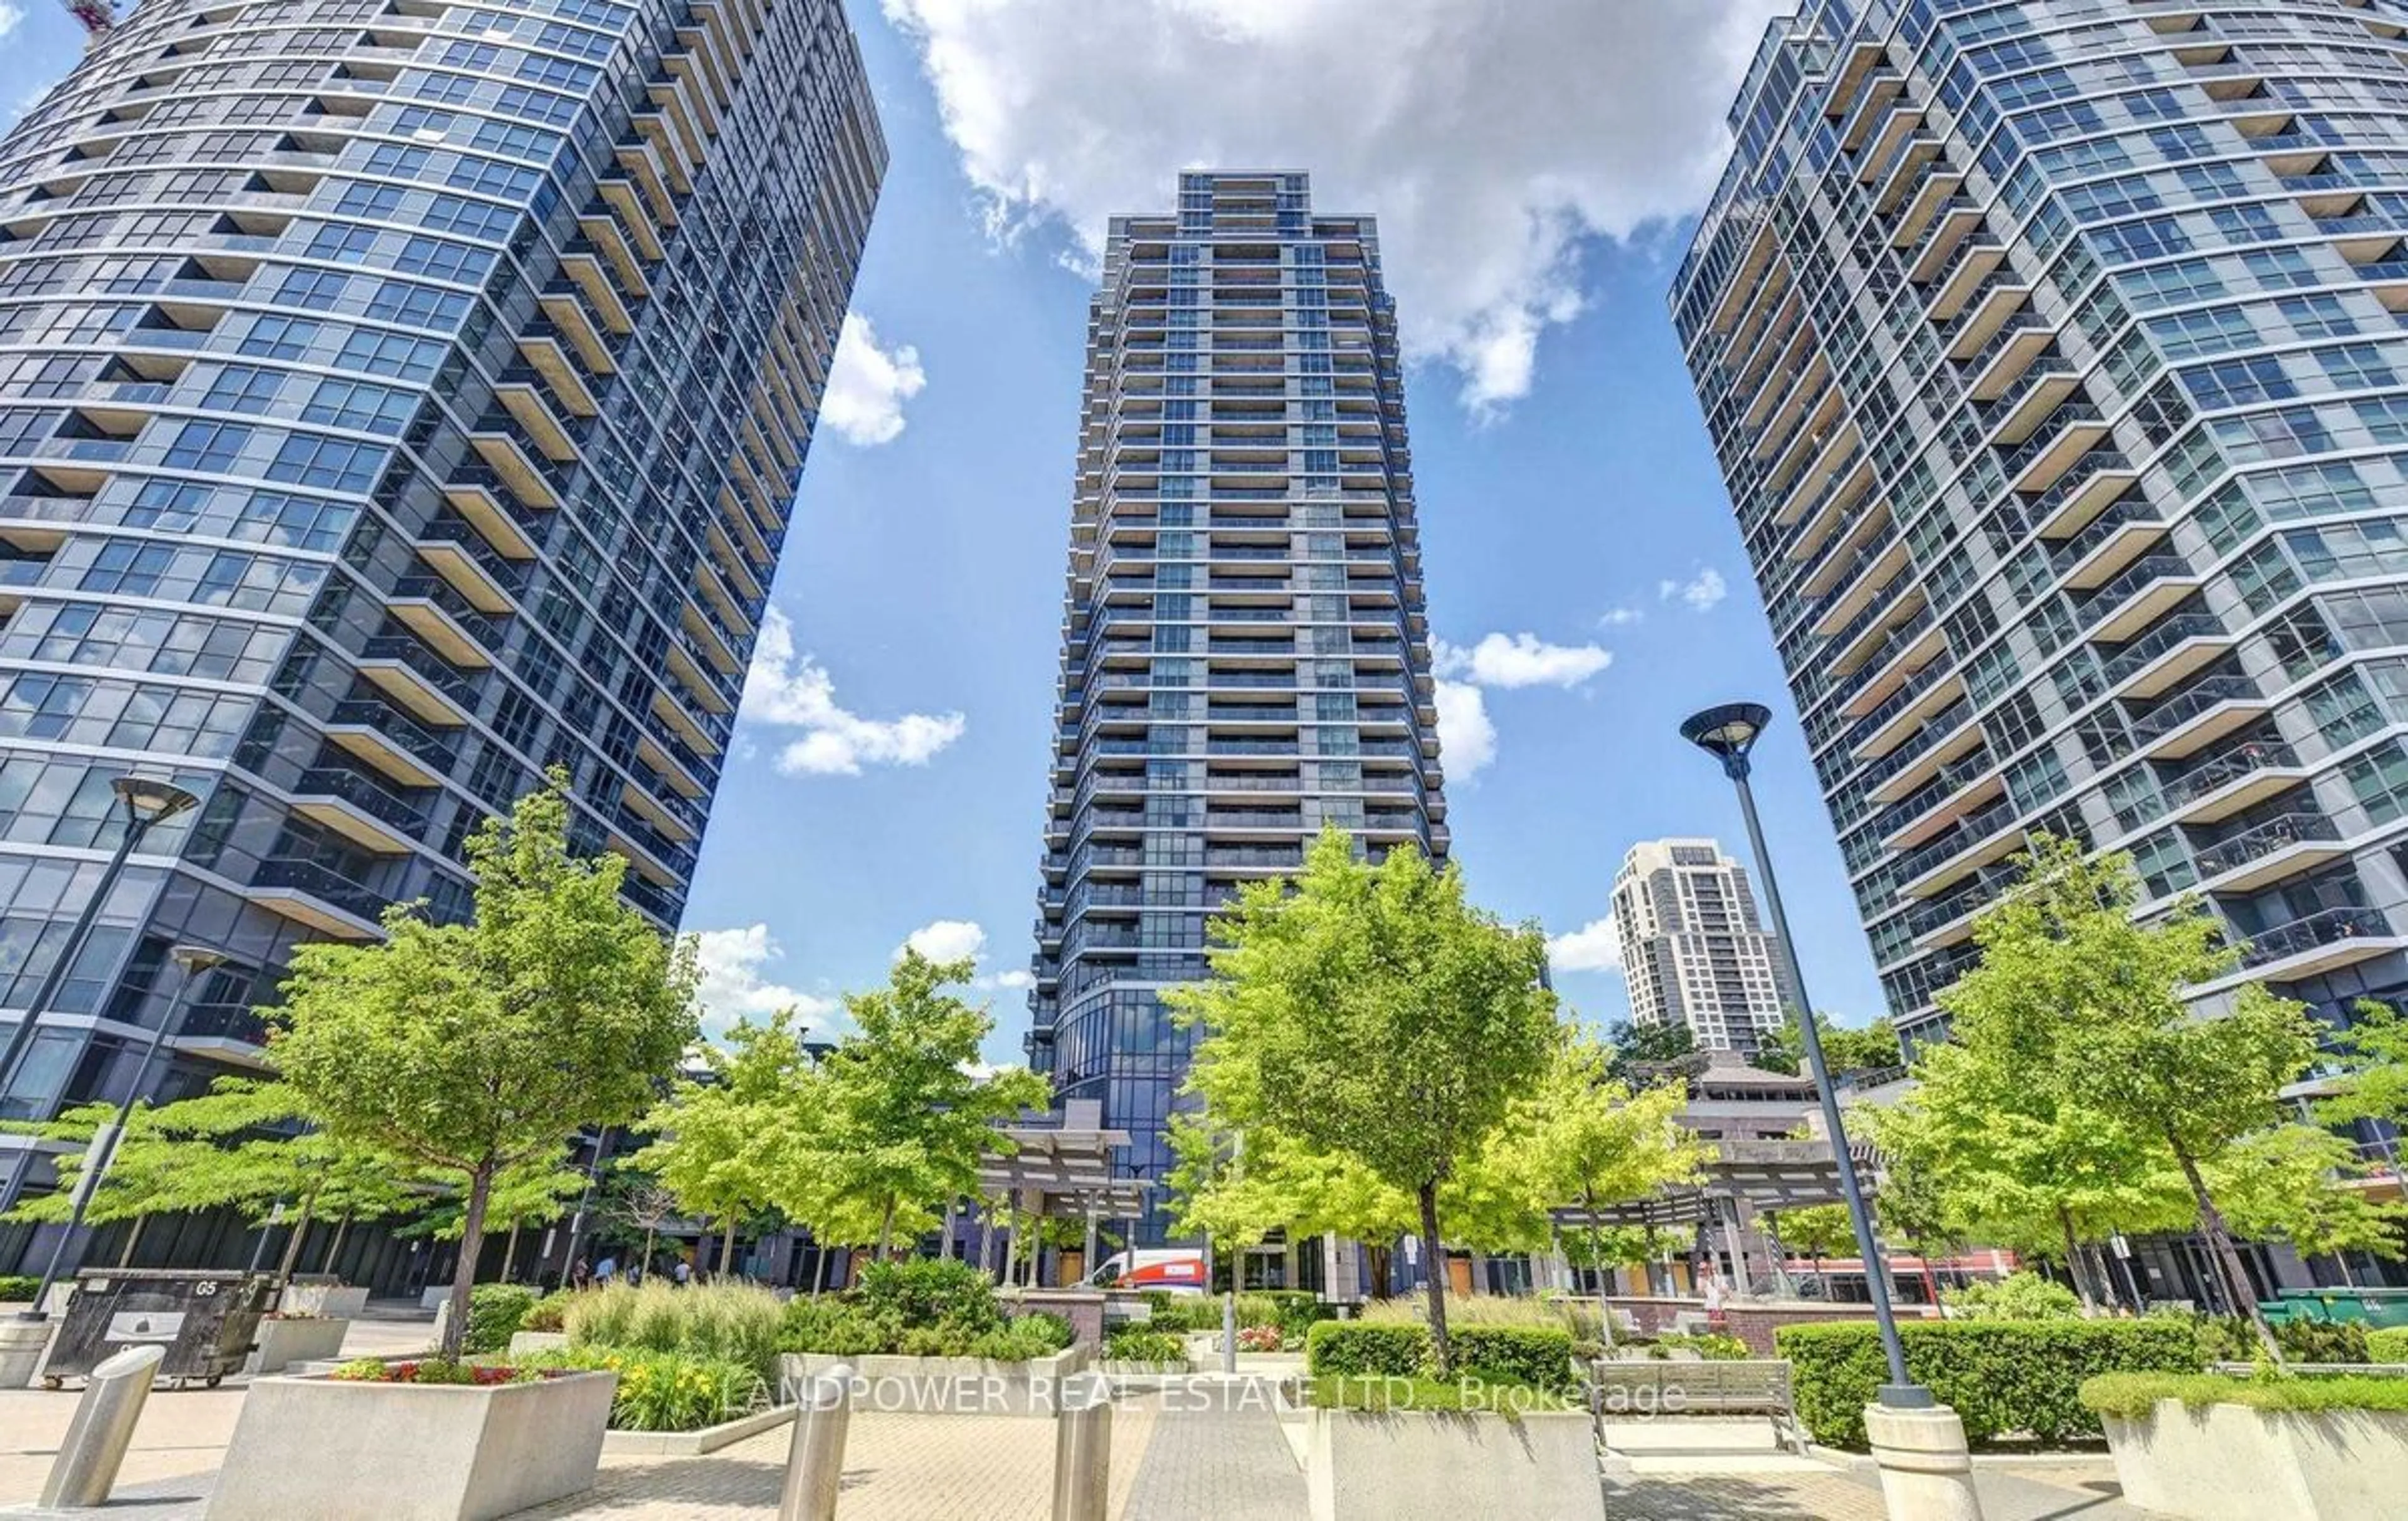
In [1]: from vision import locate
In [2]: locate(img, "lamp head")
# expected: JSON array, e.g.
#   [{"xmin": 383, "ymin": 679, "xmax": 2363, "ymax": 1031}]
[
  {"xmin": 111, "ymin": 776, "xmax": 202, "ymax": 825},
  {"xmin": 170, "ymin": 944, "xmax": 228, "ymax": 977},
  {"xmin": 1681, "ymin": 702, "xmax": 1775, "ymax": 780}
]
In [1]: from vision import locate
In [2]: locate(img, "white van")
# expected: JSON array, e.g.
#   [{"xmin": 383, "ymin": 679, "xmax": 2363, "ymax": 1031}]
[{"xmin": 1084, "ymin": 1248, "xmax": 1209, "ymax": 1295}]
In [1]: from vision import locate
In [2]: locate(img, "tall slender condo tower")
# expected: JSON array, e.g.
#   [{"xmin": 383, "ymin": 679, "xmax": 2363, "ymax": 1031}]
[
  {"xmin": 1611, "ymin": 838, "xmax": 1797, "ymax": 1056},
  {"xmin": 1027, "ymin": 172, "xmax": 1449, "ymax": 1241},
  {"xmin": 1674, "ymin": 0, "xmax": 2408, "ymax": 1051},
  {"xmin": 0, "ymin": 0, "xmax": 884, "ymax": 1266}
]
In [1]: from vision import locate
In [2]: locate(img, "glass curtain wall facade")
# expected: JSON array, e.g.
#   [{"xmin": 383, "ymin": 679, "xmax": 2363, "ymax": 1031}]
[
  {"xmin": 1610, "ymin": 838, "xmax": 1796, "ymax": 1055},
  {"xmin": 1027, "ymin": 172, "xmax": 1448, "ymax": 1239},
  {"xmin": 0, "ymin": 0, "xmax": 882, "ymax": 1263},
  {"xmin": 1675, "ymin": 0, "xmax": 2408, "ymax": 1052}
]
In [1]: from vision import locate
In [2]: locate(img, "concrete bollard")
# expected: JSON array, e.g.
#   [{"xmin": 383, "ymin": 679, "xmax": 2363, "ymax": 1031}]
[
  {"xmin": 40, "ymin": 1345, "xmax": 165, "ymax": 1508},
  {"xmin": 776, "ymin": 1360, "xmax": 854, "ymax": 1521},
  {"xmin": 0, "ymin": 1317, "xmax": 54, "ymax": 1391},
  {"xmin": 1052, "ymin": 1372, "xmax": 1111, "ymax": 1521},
  {"xmin": 1863, "ymin": 1400, "xmax": 1985, "ymax": 1521}
]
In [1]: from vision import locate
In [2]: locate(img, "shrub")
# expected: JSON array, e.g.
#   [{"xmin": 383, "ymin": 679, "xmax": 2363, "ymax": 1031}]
[
  {"xmin": 1106, "ymin": 1326, "xmax": 1187, "ymax": 1364},
  {"xmin": 564, "ymin": 1281, "xmax": 783, "ymax": 1381},
  {"xmin": 853, "ymin": 1258, "xmax": 1001, "ymax": 1335},
  {"xmin": 520, "ymin": 1293, "xmax": 571, "ymax": 1333},
  {"xmin": 1945, "ymin": 1273, "xmax": 2082, "ymax": 1322},
  {"xmin": 2081, "ymin": 1369, "xmax": 2408, "ymax": 1419},
  {"xmin": 465, "ymin": 1284, "xmax": 541, "ymax": 1355},
  {"xmin": 1306, "ymin": 1321, "xmax": 1430, "ymax": 1379},
  {"xmin": 1452, "ymin": 1326, "xmax": 1575, "ymax": 1391},
  {"xmin": 1012, "ymin": 1312, "xmax": 1074, "ymax": 1352},
  {"xmin": 1246, "ymin": 1290, "xmax": 1334, "ymax": 1340},
  {"xmin": 0, "ymin": 1275, "xmax": 40, "ymax": 1303},
  {"xmin": 2367, "ymin": 1326, "xmax": 2408, "ymax": 1364},
  {"xmin": 1358, "ymin": 1293, "xmax": 1572, "ymax": 1330},
  {"xmin": 778, "ymin": 1301, "xmax": 891, "ymax": 1357},
  {"xmin": 1778, "ymin": 1318, "xmax": 2204, "ymax": 1450},
  {"xmin": 2162, "ymin": 1310, "xmax": 2370, "ymax": 1366},
  {"xmin": 1309, "ymin": 1373, "xmax": 1576, "ymax": 1414},
  {"xmin": 527, "ymin": 1345, "xmax": 766, "ymax": 1431}
]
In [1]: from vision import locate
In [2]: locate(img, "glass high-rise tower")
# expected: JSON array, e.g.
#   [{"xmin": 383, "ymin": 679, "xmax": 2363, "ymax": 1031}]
[
  {"xmin": 1676, "ymin": 0, "xmax": 2408, "ymax": 1051},
  {"xmin": 1027, "ymin": 172, "xmax": 1449, "ymax": 1239},
  {"xmin": 1610, "ymin": 838, "xmax": 1796, "ymax": 1056},
  {"xmin": 0, "ymin": 0, "xmax": 883, "ymax": 1263}
]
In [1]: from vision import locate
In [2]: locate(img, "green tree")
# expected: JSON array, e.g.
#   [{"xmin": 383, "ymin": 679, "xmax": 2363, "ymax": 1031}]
[
  {"xmin": 2317, "ymin": 999, "xmax": 2408, "ymax": 1187},
  {"xmin": 633, "ymin": 1008, "xmax": 824, "ymax": 1271},
  {"xmin": 1605, "ymin": 1018, "xmax": 1699, "ymax": 1088},
  {"xmin": 269, "ymin": 777, "xmax": 699, "ymax": 1359},
  {"xmin": 1773, "ymin": 1203, "xmax": 1853, "ymax": 1297},
  {"xmin": 1166, "ymin": 828, "xmax": 1558, "ymax": 1376},
  {"xmin": 2212, "ymin": 1123, "xmax": 2406, "ymax": 1271},
  {"xmin": 1940, "ymin": 836, "xmax": 2319, "ymax": 1358},
  {"xmin": 806, "ymin": 952, "xmax": 1047, "ymax": 1260},
  {"xmin": 1490, "ymin": 1030, "xmax": 1705, "ymax": 1343},
  {"xmin": 403, "ymin": 1150, "xmax": 585, "ymax": 1283},
  {"xmin": 1755, "ymin": 1014, "xmax": 1901, "ymax": 1079}
]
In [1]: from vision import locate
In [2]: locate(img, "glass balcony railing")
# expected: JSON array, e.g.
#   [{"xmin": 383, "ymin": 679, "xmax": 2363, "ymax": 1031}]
[
  {"xmin": 2239, "ymin": 907, "xmax": 2390, "ymax": 969},
  {"xmin": 252, "ymin": 858, "xmax": 393, "ymax": 922},
  {"xmin": 2162, "ymin": 738, "xmax": 2298, "ymax": 809},
  {"xmin": 2130, "ymin": 675, "xmax": 2263, "ymax": 746},
  {"xmin": 2101, "ymin": 611, "xmax": 2227, "ymax": 686},
  {"xmin": 2193, "ymin": 811, "xmax": 2339, "ymax": 880},
  {"xmin": 293, "ymin": 766, "xmax": 431, "ymax": 837}
]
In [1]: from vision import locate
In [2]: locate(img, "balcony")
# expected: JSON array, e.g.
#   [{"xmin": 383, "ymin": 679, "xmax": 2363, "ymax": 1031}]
[
  {"xmin": 2078, "ymin": 553, "xmax": 2203, "ymax": 644},
  {"xmin": 2192, "ymin": 811, "xmax": 2347, "ymax": 893},
  {"xmin": 2210, "ymin": 906, "xmax": 2402, "ymax": 990},
  {"xmin": 2102, "ymin": 611, "xmax": 2234, "ymax": 700},
  {"xmin": 2052, "ymin": 496, "xmax": 2168, "ymax": 590},
  {"xmin": 1863, "ymin": 701, "xmax": 1981, "ymax": 804},
  {"xmin": 1880, "ymin": 756, "xmax": 2005, "ymax": 852},
  {"xmin": 469, "ymin": 431, "xmax": 564, "ymax": 510},
  {"xmin": 2163, "ymin": 738, "xmax": 2308, "ymax": 825},
  {"xmin": 1898, "ymin": 795, "xmax": 2024, "ymax": 899},
  {"xmin": 2002, "ymin": 403, "xmax": 2111, "ymax": 495},
  {"xmin": 250, "ymin": 858, "xmax": 388, "ymax": 939},
  {"xmin": 1928, "ymin": 236, "xmax": 2007, "ymax": 319},
  {"xmin": 442, "ymin": 477, "xmax": 541, "ymax": 560},
  {"xmin": 390, "ymin": 576, "xmax": 502, "ymax": 668},
  {"xmin": 415, "ymin": 534, "xmax": 520, "ymax": 615},
  {"xmin": 174, "ymin": 1000, "xmax": 273, "ymax": 1070},
  {"xmin": 2130, "ymin": 674, "xmax": 2271, "ymax": 760},
  {"xmin": 1947, "ymin": 276, "xmax": 2031, "ymax": 359},
  {"xmin": 327, "ymin": 698, "xmax": 457, "ymax": 787},
  {"xmin": 1849, "ymin": 660, "xmax": 1963, "ymax": 759},
  {"xmin": 290, "ymin": 766, "xmax": 430, "ymax": 855}
]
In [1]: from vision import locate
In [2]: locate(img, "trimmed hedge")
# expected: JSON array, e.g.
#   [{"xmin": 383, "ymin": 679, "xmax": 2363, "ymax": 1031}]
[
  {"xmin": 2367, "ymin": 1326, "xmax": 2408, "ymax": 1364},
  {"xmin": 465, "ymin": 1283, "xmax": 542, "ymax": 1355},
  {"xmin": 1777, "ymin": 1318, "xmax": 2204, "ymax": 1450},
  {"xmin": 0, "ymin": 1275, "xmax": 40, "ymax": 1303},
  {"xmin": 1304, "ymin": 1321, "xmax": 1575, "ymax": 1390}
]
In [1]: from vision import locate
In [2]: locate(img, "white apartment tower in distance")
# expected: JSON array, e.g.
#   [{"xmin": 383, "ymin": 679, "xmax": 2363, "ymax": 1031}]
[{"xmin": 1611, "ymin": 839, "xmax": 1796, "ymax": 1055}]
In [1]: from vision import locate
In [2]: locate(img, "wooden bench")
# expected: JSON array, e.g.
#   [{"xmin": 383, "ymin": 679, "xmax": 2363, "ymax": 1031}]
[{"xmin": 1587, "ymin": 1357, "xmax": 1808, "ymax": 1453}]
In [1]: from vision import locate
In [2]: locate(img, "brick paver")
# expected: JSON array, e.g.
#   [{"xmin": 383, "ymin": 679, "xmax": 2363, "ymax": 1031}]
[
  {"xmin": 1123, "ymin": 1381, "xmax": 1307, "ymax": 1520},
  {"xmin": 1604, "ymin": 1463, "xmax": 2140, "ymax": 1521}
]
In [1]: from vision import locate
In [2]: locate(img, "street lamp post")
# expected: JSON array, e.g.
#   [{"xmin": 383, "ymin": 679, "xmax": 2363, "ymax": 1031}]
[
  {"xmin": 16, "ymin": 945, "xmax": 226, "ymax": 1324},
  {"xmin": 0, "ymin": 778, "xmax": 202, "ymax": 1218},
  {"xmin": 1684, "ymin": 702, "xmax": 1987, "ymax": 1521},
  {"xmin": 1679, "ymin": 703, "xmax": 1925, "ymax": 1404}
]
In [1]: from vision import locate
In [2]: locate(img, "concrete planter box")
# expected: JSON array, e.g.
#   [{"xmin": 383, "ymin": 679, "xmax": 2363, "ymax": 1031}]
[
  {"xmin": 2103, "ymin": 1397, "xmax": 2408, "ymax": 1520},
  {"xmin": 779, "ymin": 1347, "xmax": 1085, "ymax": 1415},
  {"xmin": 507, "ymin": 1330, "xmax": 570, "ymax": 1357},
  {"xmin": 278, "ymin": 1283, "xmax": 369, "ymax": 1321},
  {"xmin": 602, "ymin": 1402, "xmax": 795, "ymax": 1456},
  {"xmin": 245, "ymin": 1316, "xmax": 351, "ymax": 1374},
  {"xmin": 1303, "ymin": 1406, "xmax": 1605, "ymax": 1521},
  {"xmin": 204, "ymin": 1369, "xmax": 616, "ymax": 1521}
]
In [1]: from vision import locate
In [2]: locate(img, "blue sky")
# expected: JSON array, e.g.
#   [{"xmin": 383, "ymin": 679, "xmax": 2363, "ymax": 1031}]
[{"xmin": 0, "ymin": 1, "xmax": 1889, "ymax": 1058}]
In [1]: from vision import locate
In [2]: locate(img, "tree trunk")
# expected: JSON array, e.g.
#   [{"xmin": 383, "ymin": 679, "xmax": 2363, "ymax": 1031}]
[
  {"xmin": 2058, "ymin": 1206, "xmax": 2098, "ymax": 1316},
  {"xmin": 1368, "ymin": 1244, "xmax": 1391, "ymax": 1301},
  {"xmin": 441, "ymin": 1163, "xmax": 495, "ymax": 1362},
  {"xmin": 813, "ymin": 1242, "xmax": 833, "ymax": 1298},
  {"xmin": 1416, "ymin": 1181, "xmax": 1453, "ymax": 1378},
  {"xmin": 721, "ymin": 1214, "xmax": 738, "ymax": 1278},
  {"xmin": 875, "ymin": 1195, "xmax": 896, "ymax": 1263},
  {"xmin": 2170, "ymin": 1135, "xmax": 2281, "ymax": 1362},
  {"xmin": 1582, "ymin": 1184, "xmax": 1616, "ymax": 1349},
  {"xmin": 322, "ymin": 1214, "xmax": 352, "ymax": 1276},
  {"xmin": 1810, "ymin": 1251, "xmax": 1826, "ymax": 1298},
  {"xmin": 501, "ymin": 1225, "xmax": 520, "ymax": 1284},
  {"xmin": 2085, "ymin": 1243, "xmax": 2121, "ymax": 1312},
  {"xmin": 276, "ymin": 1191, "xmax": 319, "ymax": 1285},
  {"xmin": 116, "ymin": 1214, "xmax": 146, "ymax": 1269},
  {"xmin": 642, "ymin": 1226, "xmax": 657, "ymax": 1275}
]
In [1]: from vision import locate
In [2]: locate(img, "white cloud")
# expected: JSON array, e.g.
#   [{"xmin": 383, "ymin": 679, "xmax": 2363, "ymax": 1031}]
[
  {"xmin": 820, "ymin": 312, "xmax": 927, "ymax": 446},
  {"xmin": 1434, "ymin": 680, "xmax": 1495, "ymax": 779},
  {"xmin": 1434, "ymin": 631, "xmax": 1611, "ymax": 690},
  {"xmin": 881, "ymin": 0, "xmax": 1786, "ymax": 413},
  {"xmin": 991, "ymin": 968, "xmax": 1035, "ymax": 990},
  {"xmin": 1661, "ymin": 567, "xmax": 1729, "ymax": 613},
  {"xmin": 1548, "ymin": 915, "xmax": 1623, "ymax": 974},
  {"xmin": 692, "ymin": 924, "xmax": 839, "ymax": 1036},
  {"xmin": 900, "ymin": 918, "xmax": 988, "ymax": 964},
  {"xmin": 1598, "ymin": 606, "xmax": 1644, "ymax": 628},
  {"xmin": 744, "ymin": 607, "xmax": 966, "ymax": 776}
]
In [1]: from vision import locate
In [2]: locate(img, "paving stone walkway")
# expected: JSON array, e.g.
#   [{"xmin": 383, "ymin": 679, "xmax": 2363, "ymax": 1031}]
[
  {"xmin": 1124, "ymin": 1384, "xmax": 1307, "ymax": 1520},
  {"xmin": 1603, "ymin": 1463, "xmax": 2141, "ymax": 1521}
]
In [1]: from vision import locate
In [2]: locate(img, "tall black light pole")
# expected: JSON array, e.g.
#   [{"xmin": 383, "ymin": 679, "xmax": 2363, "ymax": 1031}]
[
  {"xmin": 1681, "ymin": 702, "xmax": 1930, "ymax": 1409},
  {"xmin": 0, "ymin": 777, "xmax": 201, "ymax": 1216},
  {"xmin": 17, "ymin": 944, "xmax": 226, "ymax": 1323}
]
